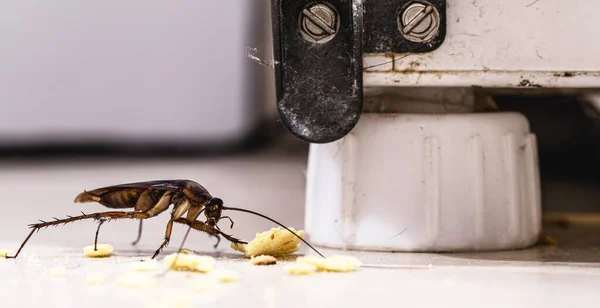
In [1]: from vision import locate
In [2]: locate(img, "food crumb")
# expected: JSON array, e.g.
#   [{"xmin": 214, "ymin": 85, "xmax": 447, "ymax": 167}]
[
  {"xmin": 210, "ymin": 269, "xmax": 240, "ymax": 283},
  {"xmin": 179, "ymin": 248, "xmax": 195, "ymax": 254},
  {"xmin": 0, "ymin": 249, "xmax": 13, "ymax": 258},
  {"xmin": 296, "ymin": 255, "xmax": 326, "ymax": 270},
  {"xmin": 251, "ymin": 255, "xmax": 277, "ymax": 266},
  {"xmin": 83, "ymin": 244, "xmax": 114, "ymax": 258},
  {"xmin": 164, "ymin": 253, "xmax": 214, "ymax": 272},
  {"xmin": 230, "ymin": 227, "xmax": 306, "ymax": 257},
  {"xmin": 85, "ymin": 273, "xmax": 106, "ymax": 285},
  {"xmin": 323, "ymin": 255, "xmax": 362, "ymax": 272},
  {"xmin": 285, "ymin": 263, "xmax": 317, "ymax": 275},
  {"xmin": 295, "ymin": 255, "xmax": 360, "ymax": 272}
]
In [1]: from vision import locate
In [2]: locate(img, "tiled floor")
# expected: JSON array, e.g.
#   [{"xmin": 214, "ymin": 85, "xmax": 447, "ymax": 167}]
[{"xmin": 0, "ymin": 142, "xmax": 599, "ymax": 307}]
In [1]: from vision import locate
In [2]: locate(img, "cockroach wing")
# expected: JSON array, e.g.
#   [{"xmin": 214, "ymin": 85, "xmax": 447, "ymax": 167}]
[{"xmin": 73, "ymin": 180, "xmax": 211, "ymax": 209}]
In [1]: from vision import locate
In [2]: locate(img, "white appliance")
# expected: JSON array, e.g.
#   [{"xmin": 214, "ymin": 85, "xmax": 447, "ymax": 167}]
[{"xmin": 0, "ymin": 0, "xmax": 275, "ymax": 147}]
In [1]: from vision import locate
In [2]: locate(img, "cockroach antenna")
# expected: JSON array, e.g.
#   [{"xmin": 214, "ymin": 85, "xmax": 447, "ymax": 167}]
[{"xmin": 222, "ymin": 206, "xmax": 325, "ymax": 258}]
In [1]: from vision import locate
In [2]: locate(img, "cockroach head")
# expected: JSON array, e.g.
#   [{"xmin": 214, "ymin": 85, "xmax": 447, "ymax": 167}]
[
  {"xmin": 207, "ymin": 197, "xmax": 223, "ymax": 208},
  {"xmin": 204, "ymin": 197, "xmax": 224, "ymax": 226}
]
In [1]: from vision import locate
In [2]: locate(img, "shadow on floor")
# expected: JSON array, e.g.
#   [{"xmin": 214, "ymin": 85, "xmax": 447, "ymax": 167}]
[{"xmin": 436, "ymin": 223, "xmax": 600, "ymax": 264}]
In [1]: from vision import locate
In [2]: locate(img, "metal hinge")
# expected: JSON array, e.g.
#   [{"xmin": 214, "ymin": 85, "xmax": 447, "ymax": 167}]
[{"xmin": 270, "ymin": 0, "xmax": 446, "ymax": 143}]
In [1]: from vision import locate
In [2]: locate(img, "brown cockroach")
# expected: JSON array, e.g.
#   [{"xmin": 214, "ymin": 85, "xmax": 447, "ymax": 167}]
[{"xmin": 6, "ymin": 179, "xmax": 324, "ymax": 259}]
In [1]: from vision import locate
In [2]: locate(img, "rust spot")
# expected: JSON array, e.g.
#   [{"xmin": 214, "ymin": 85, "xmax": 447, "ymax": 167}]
[
  {"xmin": 519, "ymin": 79, "xmax": 542, "ymax": 88},
  {"xmin": 553, "ymin": 72, "xmax": 574, "ymax": 77},
  {"xmin": 408, "ymin": 61, "xmax": 421, "ymax": 69}
]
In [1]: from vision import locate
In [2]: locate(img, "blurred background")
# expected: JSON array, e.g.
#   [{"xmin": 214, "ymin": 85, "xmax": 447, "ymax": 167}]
[{"xmin": 0, "ymin": 0, "xmax": 599, "ymax": 253}]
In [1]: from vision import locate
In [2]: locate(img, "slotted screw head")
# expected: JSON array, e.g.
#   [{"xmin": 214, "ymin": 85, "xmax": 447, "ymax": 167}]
[
  {"xmin": 398, "ymin": 2, "xmax": 440, "ymax": 43},
  {"xmin": 299, "ymin": 2, "xmax": 340, "ymax": 43}
]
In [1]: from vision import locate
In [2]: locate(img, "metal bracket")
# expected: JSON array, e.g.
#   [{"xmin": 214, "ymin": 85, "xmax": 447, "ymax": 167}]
[{"xmin": 270, "ymin": 0, "xmax": 446, "ymax": 143}]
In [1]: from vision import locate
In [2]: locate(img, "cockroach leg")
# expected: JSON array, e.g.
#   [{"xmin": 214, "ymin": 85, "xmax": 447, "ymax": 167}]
[
  {"xmin": 173, "ymin": 218, "xmax": 247, "ymax": 245},
  {"xmin": 219, "ymin": 216, "xmax": 235, "ymax": 229},
  {"xmin": 151, "ymin": 219, "xmax": 174, "ymax": 259},
  {"xmin": 131, "ymin": 220, "xmax": 143, "ymax": 246},
  {"xmin": 7, "ymin": 211, "xmax": 151, "ymax": 259},
  {"xmin": 94, "ymin": 219, "xmax": 107, "ymax": 251},
  {"xmin": 211, "ymin": 234, "xmax": 221, "ymax": 248},
  {"xmin": 5, "ymin": 228, "xmax": 36, "ymax": 259}
]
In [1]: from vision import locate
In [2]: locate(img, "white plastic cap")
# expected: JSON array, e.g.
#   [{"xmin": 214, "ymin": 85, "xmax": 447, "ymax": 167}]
[{"xmin": 305, "ymin": 112, "xmax": 541, "ymax": 252}]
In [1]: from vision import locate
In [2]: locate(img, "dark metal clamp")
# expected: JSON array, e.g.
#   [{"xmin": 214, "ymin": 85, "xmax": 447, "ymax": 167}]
[{"xmin": 270, "ymin": 0, "xmax": 446, "ymax": 143}]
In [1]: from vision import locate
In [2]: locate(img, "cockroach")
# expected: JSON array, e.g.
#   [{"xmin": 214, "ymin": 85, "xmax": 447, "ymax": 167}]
[{"xmin": 6, "ymin": 179, "xmax": 324, "ymax": 259}]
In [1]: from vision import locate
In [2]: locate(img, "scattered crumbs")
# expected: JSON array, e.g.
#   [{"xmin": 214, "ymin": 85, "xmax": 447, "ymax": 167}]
[
  {"xmin": 296, "ymin": 255, "xmax": 326, "ymax": 270},
  {"xmin": 0, "ymin": 249, "xmax": 14, "ymax": 258},
  {"xmin": 285, "ymin": 263, "xmax": 317, "ymax": 275},
  {"xmin": 323, "ymin": 255, "xmax": 362, "ymax": 272},
  {"xmin": 85, "ymin": 273, "xmax": 107, "ymax": 285},
  {"xmin": 164, "ymin": 253, "xmax": 215, "ymax": 273},
  {"xmin": 48, "ymin": 267, "xmax": 66, "ymax": 277},
  {"xmin": 251, "ymin": 255, "xmax": 277, "ymax": 266},
  {"xmin": 295, "ymin": 255, "xmax": 361, "ymax": 272},
  {"xmin": 210, "ymin": 269, "xmax": 240, "ymax": 283},
  {"xmin": 83, "ymin": 244, "xmax": 114, "ymax": 258}
]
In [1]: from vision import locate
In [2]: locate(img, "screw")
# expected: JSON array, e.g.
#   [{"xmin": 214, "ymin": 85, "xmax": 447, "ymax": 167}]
[
  {"xmin": 299, "ymin": 2, "xmax": 340, "ymax": 43},
  {"xmin": 398, "ymin": 2, "xmax": 440, "ymax": 43}
]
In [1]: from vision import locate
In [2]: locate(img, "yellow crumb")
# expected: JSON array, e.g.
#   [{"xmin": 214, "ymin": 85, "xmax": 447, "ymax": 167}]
[
  {"xmin": 83, "ymin": 244, "xmax": 114, "ymax": 258},
  {"xmin": 296, "ymin": 255, "xmax": 327, "ymax": 270},
  {"xmin": 163, "ymin": 253, "xmax": 214, "ymax": 272},
  {"xmin": 179, "ymin": 248, "xmax": 195, "ymax": 254},
  {"xmin": 541, "ymin": 235, "xmax": 557, "ymax": 245},
  {"xmin": 48, "ymin": 267, "xmax": 65, "ymax": 277},
  {"xmin": 294, "ymin": 255, "xmax": 361, "ymax": 272},
  {"xmin": 230, "ymin": 227, "xmax": 306, "ymax": 257},
  {"xmin": 115, "ymin": 273, "xmax": 158, "ymax": 289},
  {"xmin": 251, "ymin": 255, "xmax": 277, "ymax": 265},
  {"xmin": 210, "ymin": 269, "xmax": 240, "ymax": 283},
  {"xmin": 230, "ymin": 243, "xmax": 247, "ymax": 253},
  {"xmin": 285, "ymin": 263, "xmax": 317, "ymax": 275},
  {"xmin": 131, "ymin": 259, "xmax": 159, "ymax": 271},
  {"xmin": 323, "ymin": 255, "xmax": 361, "ymax": 272},
  {"xmin": 85, "ymin": 273, "xmax": 106, "ymax": 285},
  {"xmin": 0, "ymin": 249, "xmax": 14, "ymax": 258}
]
